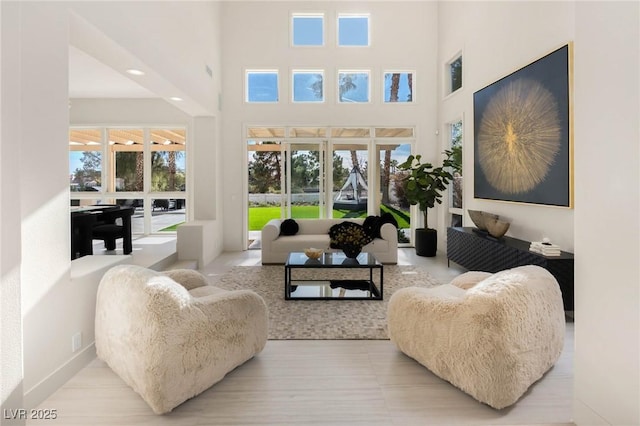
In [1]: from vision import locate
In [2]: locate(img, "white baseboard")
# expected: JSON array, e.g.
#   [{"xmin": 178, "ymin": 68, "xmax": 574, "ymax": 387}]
[{"xmin": 23, "ymin": 343, "xmax": 96, "ymax": 410}]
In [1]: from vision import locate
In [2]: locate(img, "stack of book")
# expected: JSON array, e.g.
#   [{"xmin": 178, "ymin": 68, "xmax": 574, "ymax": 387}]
[{"xmin": 529, "ymin": 241, "xmax": 562, "ymax": 256}]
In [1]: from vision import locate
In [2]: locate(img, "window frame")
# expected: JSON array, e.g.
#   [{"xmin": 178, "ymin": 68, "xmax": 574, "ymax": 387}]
[
  {"xmin": 444, "ymin": 50, "xmax": 464, "ymax": 98},
  {"xmin": 337, "ymin": 13, "xmax": 370, "ymax": 47},
  {"xmin": 245, "ymin": 69, "xmax": 280, "ymax": 103},
  {"xmin": 444, "ymin": 117, "xmax": 464, "ymax": 225},
  {"xmin": 291, "ymin": 69, "xmax": 325, "ymax": 103},
  {"xmin": 291, "ymin": 12, "xmax": 325, "ymax": 47},
  {"xmin": 69, "ymin": 126, "xmax": 189, "ymax": 235},
  {"xmin": 382, "ymin": 70, "xmax": 416, "ymax": 104},
  {"xmin": 337, "ymin": 69, "xmax": 371, "ymax": 104}
]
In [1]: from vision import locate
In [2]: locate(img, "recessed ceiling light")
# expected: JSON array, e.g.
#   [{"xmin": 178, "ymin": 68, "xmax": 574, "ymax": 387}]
[
  {"xmin": 163, "ymin": 140, "xmax": 172, "ymax": 145},
  {"xmin": 126, "ymin": 69, "xmax": 145, "ymax": 76},
  {"xmin": 125, "ymin": 140, "xmax": 135, "ymax": 145},
  {"xmin": 170, "ymin": 96, "xmax": 183, "ymax": 101}
]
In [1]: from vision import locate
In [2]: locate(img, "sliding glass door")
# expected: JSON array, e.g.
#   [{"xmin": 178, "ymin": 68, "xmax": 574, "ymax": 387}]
[
  {"xmin": 331, "ymin": 142, "xmax": 369, "ymax": 218},
  {"xmin": 288, "ymin": 143, "xmax": 325, "ymax": 219},
  {"xmin": 375, "ymin": 142, "xmax": 412, "ymax": 245},
  {"xmin": 245, "ymin": 126, "xmax": 415, "ymax": 249},
  {"xmin": 247, "ymin": 139, "xmax": 326, "ymax": 246}
]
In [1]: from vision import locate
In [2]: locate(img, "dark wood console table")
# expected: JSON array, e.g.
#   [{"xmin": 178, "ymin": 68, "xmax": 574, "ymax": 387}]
[{"xmin": 447, "ymin": 227, "xmax": 574, "ymax": 311}]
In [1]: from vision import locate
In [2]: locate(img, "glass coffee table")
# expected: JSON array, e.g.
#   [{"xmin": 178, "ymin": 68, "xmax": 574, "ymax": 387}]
[{"xmin": 285, "ymin": 251, "xmax": 383, "ymax": 300}]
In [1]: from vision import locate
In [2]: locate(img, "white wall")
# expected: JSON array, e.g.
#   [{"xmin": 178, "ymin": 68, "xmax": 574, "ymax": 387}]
[
  {"xmin": 0, "ymin": 1, "xmax": 223, "ymax": 410},
  {"xmin": 573, "ymin": 2, "xmax": 639, "ymax": 424},
  {"xmin": 221, "ymin": 1, "xmax": 439, "ymax": 251},
  {"xmin": 17, "ymin": 1, "xmax": 73, "ymax": 405},
  {"xmin": 438, "ymin": 1, "xmax": 575, "ymax": 250},
  {"xmin": 439, "ymin": 1, "xmax": 640, "ymax": 424},
  {"xmin": 1, "ymin": 1, "xmax": 25, "ymax": 423}
]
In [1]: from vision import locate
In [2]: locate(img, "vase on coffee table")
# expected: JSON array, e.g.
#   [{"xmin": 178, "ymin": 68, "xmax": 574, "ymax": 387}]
[{"xmin": 342, "ymin": 244, "xmax": 362, "ymax": 259}]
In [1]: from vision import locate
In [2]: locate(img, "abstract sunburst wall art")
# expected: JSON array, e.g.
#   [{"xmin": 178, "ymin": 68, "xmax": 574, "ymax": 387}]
[{"xmin": 473, "ymin": 44, "xmax": 572, "ymax": 207}]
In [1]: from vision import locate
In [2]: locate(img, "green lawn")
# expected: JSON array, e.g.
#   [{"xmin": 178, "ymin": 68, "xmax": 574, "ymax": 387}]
[
  {"xmin": 248, "ymin": 205, "xmax": 410, "ymax": 231},
  {"xmin": 158, "ymin": 222, "xmax": 185, "ymax": 232}
]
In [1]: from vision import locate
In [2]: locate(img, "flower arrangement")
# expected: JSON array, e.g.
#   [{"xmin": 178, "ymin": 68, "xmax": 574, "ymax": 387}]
[{"xmin": 329, "ymin": 222, "xmax": 373, "ymax": 253}]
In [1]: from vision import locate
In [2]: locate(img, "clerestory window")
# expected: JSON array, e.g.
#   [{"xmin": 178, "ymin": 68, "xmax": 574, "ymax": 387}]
[
  {"xmin": 338, "ymin": 14, "xmax": 370, "ymax": 47},
  {"xmin": 292, "ymin": 13, "xmax": 324, "ymax": 46}
]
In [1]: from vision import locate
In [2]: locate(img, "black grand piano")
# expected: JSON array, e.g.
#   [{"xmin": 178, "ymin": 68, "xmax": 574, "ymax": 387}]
[{"xmin": 70, "ymin": 205, "xmax": 134, "ymax": 260}]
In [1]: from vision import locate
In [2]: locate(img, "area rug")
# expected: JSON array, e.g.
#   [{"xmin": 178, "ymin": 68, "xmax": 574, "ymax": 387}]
[{"xmin": 209, "ymin": 265, "xmax": 442, "ymax": 340}]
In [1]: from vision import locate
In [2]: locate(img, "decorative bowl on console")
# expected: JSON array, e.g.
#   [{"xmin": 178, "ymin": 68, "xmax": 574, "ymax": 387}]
[
  {"xmin": 485, "ymin": 218, "xmax": 511, "ymax": 239},
  {"xmin": 467, "ymin": 210, "xmax": 486, "ymax": 230},
  {"xmin": 467, "ymin": 210, "xmax": 499, "ymax": 231}
]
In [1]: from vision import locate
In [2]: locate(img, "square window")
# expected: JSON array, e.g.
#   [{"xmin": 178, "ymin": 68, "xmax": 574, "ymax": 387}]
[
  {"xmin": 292, "ymin": 14, "xmax": 324, "ymax": 46},
  {"xmin": 338, "ymin": 71, "xmax": 370, "ymax": 103},
  {"xmin": 246, "ymin": 70, "xmax": 279, "ymax": 103},
  {"xmin": 449, "ymin": 55, "xmax": 463, "ymax": 94},
  {"xmin": 338, "ymin": 14, "xmax": 369, "ymax": 46},
  {"xmin": 383, "ymin": 72, "xmax": 414, "ymax": 103},
  {"xmin": 292, "ymin": 70, "xmax": 324, "ymax": 102}
]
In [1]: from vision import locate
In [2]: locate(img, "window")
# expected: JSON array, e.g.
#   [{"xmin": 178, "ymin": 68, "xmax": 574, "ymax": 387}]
[
  {"xmin": 383, "ymin": 72, "xmax": 414, "ymax": 103},
  {"xmin": 247, "ymin": 127, "xmax": 285, "ymax": 138},
  {"xmin": 375, "ymin": 127, "xmax": 414, "ymax": 138},
  {"xmin": 292, "ymin": 13, "xmax": 324, "ymax": 46},
  {"xmin": 109, "ymin": 129, "xmax": 144, "ymax": 191},
  {"xmin": 150, "ymin": 129, "xmax": 186, "ymax": 192},
  {"xmin": 290, "ymin": 127, "xmax": 327, "ymax": 138},
  {"xmin": 448, "ymin": 119, "xmax": 463, "ymax": 226},
  {"xmin": 332, "ymin": 143, "xmax": 368, "ymax": 217},
  {"xmin": 292, "ymin": 70, "xmax": 324, "ymax": 102},
  {"xmin": 244, "ymin": 126, "xmax": 416, "ymax": 249},
  {"xmin": 448, "ymin": 54, "xmax": 463, "ymax": 94},
  {"xmin": 69, "ymin": 129, "xmax": 102, "ymax": 192},
  {"xmin": 246, "ymin": 70, "xmax": 279, "ymax": 103},
  {"xmin": 69, "ymin": 127, "xmax": 188, "ymax": 235},
  {"xmin": 338, "ymin": 14, "xmax": 369, "ymax": 46},
  {"xmin": 330, "ymin": 127, "xmax": 370, "ymax": 138},
  {"xmin": 338, "ymin": 71, "xmax": 370, "ymax": 103}
]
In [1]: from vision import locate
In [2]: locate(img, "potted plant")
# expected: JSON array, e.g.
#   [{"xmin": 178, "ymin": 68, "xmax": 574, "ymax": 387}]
[{"xmin": 398, "ymin": 150, "xmax": 455, "ymax": 257}]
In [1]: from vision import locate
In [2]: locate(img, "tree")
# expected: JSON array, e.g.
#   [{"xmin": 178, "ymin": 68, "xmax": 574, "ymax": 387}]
[
  {"xmin": 248, "ymin": 149, "xmax": 281, "ymax": 193},
  {"xmin": 310, "ymin": 75, "xmax": 323, "ymax": 100},
  {"xmin": 339, "ymin": 74, "xmax": 357, "ymax": 102},
  {"xmin": 332, "ymin": 153, "xmax": 350, "ymax": 190},
  {"xmin": 149, "ymin": 151, "xmax": 186, "ymax": 192},
  {"xmin": 114, "ymin": 152, "xmax": 139, "ymax": 191},
  {"xmin": 72, "ymin": 151, "xmax": 101, "ymax": 190},
  {"xmin": 381, "ymin": 150, "xmax": 392, "ymax": 204},
  {"xmin": 389, "ymin": 73, "xmax": 400, "ymax": 102},
  {"xmin": 386, "ymin": 73, "xmax": 413, "ymax": 102},
  {"xmin": 135, "ymin": 152, "xmax": 144, "ymax": 191},
  {"xmin": 291, "ymin": 151, "xmax": 319, "ymax": 191}
]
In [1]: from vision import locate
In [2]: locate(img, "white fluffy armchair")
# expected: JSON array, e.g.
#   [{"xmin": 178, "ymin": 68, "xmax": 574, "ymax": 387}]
[
  {"xmin": 95, "ymin": 265, "xmax": 268, "ymax": 414},
  {"xmin": 387, "ymin": 265, "xmax": 565, "ymax": 409}
]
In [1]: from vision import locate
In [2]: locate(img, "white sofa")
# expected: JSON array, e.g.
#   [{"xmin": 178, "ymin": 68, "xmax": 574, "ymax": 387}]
[
  {"xmin": 95, "ymin": 265, "xmax": 268, "ymax": 414},
  {"xmin": 261, "ymin": 218, "xmax": 398, "ymax": 264}
]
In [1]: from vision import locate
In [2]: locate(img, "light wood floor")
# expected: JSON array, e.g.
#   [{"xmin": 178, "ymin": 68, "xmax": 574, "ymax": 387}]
[{"xmin": 32, "ymin": 249, "xmax": 574, "ymax": 425}]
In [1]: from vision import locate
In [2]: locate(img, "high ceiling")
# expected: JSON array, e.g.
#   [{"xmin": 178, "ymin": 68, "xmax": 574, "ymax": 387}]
[{"xmin": 68, "ymin": 46, "xmax": 157, "ymax": 99}]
